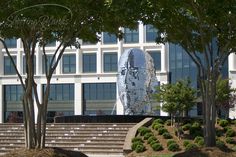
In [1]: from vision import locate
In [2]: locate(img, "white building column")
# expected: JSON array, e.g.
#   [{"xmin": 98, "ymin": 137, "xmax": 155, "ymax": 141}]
[
  {"xmin": 0, "ymin": 42, "xmax": 3, "ymax": 75},
  {"xmin": 74, "ymin": 82, "xmax": 82, "ymax": 115},
  {"xmin": 116, "ymin": 32, "xmax": 124, "ymax": 115},
  {"xmin": 97, "ymin": 42, "xmax": 102, "ymax": 74},
  {"xmin": 36, "ymin": 44, "xmax": 42, "ymax": 75},
  {"xmin": 229, "ymin": 53, "xmax": 236, "ymax": 119},
  {"xmin": 139, "ymin": 22, "xmax": 144, "ymax": 50}
]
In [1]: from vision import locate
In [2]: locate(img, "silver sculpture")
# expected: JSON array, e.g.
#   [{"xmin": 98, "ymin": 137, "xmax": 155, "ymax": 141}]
[{"xmin": 117, "ymin": 48, "xmax": 159, "ymax": 115}]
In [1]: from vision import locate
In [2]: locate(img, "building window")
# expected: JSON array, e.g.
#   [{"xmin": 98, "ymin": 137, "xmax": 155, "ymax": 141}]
[
  {"xmin": 4, "ymin": 85, "xmax": 23, "ymax": 122},
  {"xmin": 43, "ymin": 84, "xmax": 74, "ymax": 122},
  {"xmin": 23, "ymin": 55, "xmax": 36, "ymax": 74},
  {"xmin": 124, "ymin": 27, "xmax": 139, "ymax": 43},
  {"xmin": 103, "ymin": 32, "xmax": 117, "ymax": 44},
  {"xmin": 83, "ymin": 53, "xmax": 96, "ymax": 73},
  {"xmin": 62, "ymin": 54, "xmax": 76, "ymax": 73},
  {"xmin": 4, "ymin": 38, "xmax": 17, "ymax": 48},
  {"xmin": 42, "ymin": 55, "xmax": 55, "ymax": 74},
  {"xmin": 104, "ymin": 53, "xmax": 117, "ymax": 72},
  {"xmin": 4, "ymin": 56, "xmax": 16, "ymax": 75},
  {"xmin": 82, "ymin": 40, "xmax": 97, "ymax": 45},
  {"xmin": 83, "ymin": 83, "xmax": 116, "ymax": 115},
  {"xmin": 146, "ymin": 24, "xmax": 158, "ymax": 42},
  {"xmin": 148, "ymin": 51, "xmax": 161, "ymax": 71}
]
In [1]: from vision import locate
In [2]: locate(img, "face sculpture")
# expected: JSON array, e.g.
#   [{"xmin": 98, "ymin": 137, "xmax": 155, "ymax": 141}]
[{"xmin": 117, "ymin": 48, "xmax": 158, "ymax": 115}]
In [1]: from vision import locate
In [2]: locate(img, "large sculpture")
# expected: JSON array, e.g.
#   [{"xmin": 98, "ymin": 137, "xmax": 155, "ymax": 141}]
[{"xmin": 117, "ymin": 48, "xmax": 159, "ymax": 115}]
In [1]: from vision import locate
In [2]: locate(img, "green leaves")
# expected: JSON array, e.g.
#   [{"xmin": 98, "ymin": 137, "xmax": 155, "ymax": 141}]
[{"xmin": 153, "ymin": 80, "xmax": 197, "ymax": 116}]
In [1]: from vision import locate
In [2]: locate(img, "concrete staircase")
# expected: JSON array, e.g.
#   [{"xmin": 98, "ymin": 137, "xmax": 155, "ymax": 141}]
[{"xmin": 0, "ymin": 123, "xmax": 135, "ymax": 157}]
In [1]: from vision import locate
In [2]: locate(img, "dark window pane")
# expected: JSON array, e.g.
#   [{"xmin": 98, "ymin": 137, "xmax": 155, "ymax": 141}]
[
  {"xmin": 148, "ymin": 51, "xmax": 161, "ymax": 71},
  {"xmin": 4, "ymin": 56, "xmax": 16, "ymax": 75},
  {"xmin": 5, "ymin": 38, "xmax": 17, "ymax": 48},
  {"xmin": 103, "ymin": 32, "xmax": 117, "ymax": 44},
  {"xmin": 62, "ymin": 54, "xmax": 76, "ymax": 73},
  {"xmin": 146, "ymin": 25, "xmax": 158, "ymax": 42},
  {"xmin": 124, "ymin": 27, "xmax": 139, "ymax": 43},
  {"xmin": 104, "ymin": 53, "xmax": 117, "ymax": 72},
  {"xmin": 42, "ymin": 55, "xmax": 55, "ymax": 74},
  {"xmin": 82, "ymin": 53, "xmax": 96, "ymax": 73}
]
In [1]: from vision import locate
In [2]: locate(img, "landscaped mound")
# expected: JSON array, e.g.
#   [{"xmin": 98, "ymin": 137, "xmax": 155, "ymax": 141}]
[{"xmin": 1, "ymin": 148, "xmax": 88, "ymax": 157}]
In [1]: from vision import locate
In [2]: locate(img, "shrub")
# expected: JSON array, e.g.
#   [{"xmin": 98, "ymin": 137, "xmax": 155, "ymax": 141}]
[
  {"xmin": 182, "ymin": 123, "xmax": 191, "ymax": 131},
  {"xmin": 219, "ymin": 119, "xmax": 229, "ymax": 127},
  {"xmin": 194, "ymin": 136, "xmax": 204, "ymax": 143},
  {"xmin": 153, "ymin": 118, "xmax": 164, "ymax": 124},
  {"xmin": 226, "ymin": 137, "xmax": 235, "ymax": 144},
  {"xmin": 167, "ymin": 139, "xmax": 176, "ymax": 147},
  {"xmin": 143, "ymin": 132, "xmax": 154, "ymax": 140},
  {"xmin": 168, "ymin": 143, "xmax": 180, "ymax": 151},
  {"xmin": 158, "ymin": 128, "xmax": 168, "ymax": 135},
  {"xmin": 150, "ymin": 140, "xmax": 159, "ymax": 146},
  {"xmin": 192, "ymin": 122, "xmax": 201, "ymax": 128},
  {"xmin": 153, "ymin": 123, "xmax": 164, "ymax": 130},
  {"xmin": 185, "ymin": 143, "xmax": 198, "ymax": 151},
  {"xmin": 147, "ymin": 136, "xmax": 158, "ymax": 144},
  {"xmin": 163, "ymin": 132, "xmax": 173, "ymax": 139},
  {"xmin": 138, "ymin": 126, "xmax": 151, "ymax": 136},
  {"xmin": 226, "ymin": 129, "xmax": 236, "ymax": 137},
  {"xmin": 197, "ymin": 139, "xmax": 204, "ymax": 147},
  {"xmin": 165, "ymin": 119, "xmax": 171, "ymax": 126},
  {"xmin": 183, "ymin": 140, "xmax": 191, "ymax": 147},
  {"xmin": 131, "ymin": 141, "xmax": 143, "ymax": 150},
  {"xmin": 135, "ymin": 144, "xmax": 146, "ymax": 153},
  {"xmin": 132, "ymin": 137, "xmax": 143, "ymax": 143},
  {"xmin": 216, "ymin": 128, "xmax": 224, "ymax": 137},
  {"xmin": 190, "ymin": 122, "xmax": 202, "ymax": 138},
  {"xmin": 175, "ymin": 127, "xmax": 184, "ymax": 137},
  {"xmin": 151, "ymin": 143, "xmax": 163, "ymax": 151},
  {"xmin": 216, "ymin": 140, "xmax": 225, "ymax": 149}
]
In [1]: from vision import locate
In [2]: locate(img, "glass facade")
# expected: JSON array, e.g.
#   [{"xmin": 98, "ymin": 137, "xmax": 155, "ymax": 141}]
[
  {"xmin": 146, "ymin": 25, "xmax": 158, "ymax": 42},
  {"xmin": 46, "ymin": 41, "xmax": 56, "ymax": 47},
  {"xmin": 103, "ymin": 32, "xmax": 117, "ymax": 44},
  {"xmin": 83, "ymin": 83, "xmax": 116, "ymax": 115},
  {"xmin": 83, "ymin": 53, "xmax": 96, "ymax": 73},
  {"xmin": 103, "ymin": 53, "xmax": 118, "ymax": 72},
  {"xmin": 124, "ymin": 27, "xmax": 139, "ymax": 43},
  {"xmin": 62, "ymin": 54, "xmax": 76, "ymax": 73},
  {"xmin": 43, "ymin": 84, "xmax": 74, "ymax": 121},
  {"xmin": 148, "ymin": 51, "xmax": 161, "ymax": 71},
  {"xmin": 4, "ymin": 85, "xmax": 23, "ymax": 122},
  {"xmin": 4, "ymin": 38, "xmax": 17, "ymax": 48},
  {"xmin": 4, "ymin": 56, "xmax": 17, "ymax": 75}
]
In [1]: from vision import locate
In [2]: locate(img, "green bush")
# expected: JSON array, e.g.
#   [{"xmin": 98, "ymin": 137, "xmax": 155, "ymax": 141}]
[
  {"xmin": 147, "ymin": 136, "xmax": 158, "ymax": 144},
  {"xmin": 131, "ymin": 141, "xmax": 143, "ymax": 150},
  {"xmin": 192, "ymin": 122, "xmax": 201, "ymax": 128},
  {"xmin": 185, "ymin": 143, "xmax": 198, "ymax": 151},
  {"xmin": 168, "ymin": 143, "xmax": 180, "ymax": 152},
  {"xmin": 150, "ymin": 140, "xmax": 159, "ymax": 146},
  {"xmin": 216, "ymin": 140, "xmax": 225, "ymax": 149},
  {"xmin": 219, "ymin": 119, "xmax": 229, "ymax": 127},
  {"xmin": 194, "ymin": 136, "xmax": 204, "ymax": 143},
  {"xmin": 182, "ymin": 123, "xmax": 191, "ymax": 131},
  {"xmin": 167, "ymin": 139, "xmax": 176, "ymax": 147},
  {"xmin": 183, "ymin": 140, "xmax": 191, "ymax": 147},
  {"xmin": 153, "ymin": 118, "xmax": 164, "ymax": 124},
  {"xmin": 165, "ymin": 119, "xmax": 171, "ymax": 126},
  {"xmin": 132, "ymin": 137, "xmax": 143, "ymax": 143},
  {"xmin": 163, "ymin": 132, "xmax": 173, "ymax": 139},
  {"xmin": 216, "ymin": 128, "xmax": 224, "ymax": 137},
  {"xmin": 226, "ymin": 137, "xmax": 236, "ymax": 144},
  {"xmin": 135, "ymin": 144, "xmax": 146, "ymax": 153},
  {"xmin": 153, "ymin": 123, "xmax": 164, "ymax": 130},
  {"xmin": 158, "ymin": 128, "xmax": 168, "ymax": 135},
  {"xmin": 151, "ymin": 143, "xmax": 163, "ymax": 151},
  {"xmin": 197, "ymin": 139, "xmax": 204, "ymax": 147},
  {"xmin": 143, "ymin": 132, "xmax": 154, "ymax": 140},
  {"xmin": 190, "ymin": 122, "xmax": 202, "ymax": 137},
  {"xmin": 226, "ymin": 129, "xmax": 236, "ymax": 137},
  {"xmin": 138, "ymin": 126, "xmax": 151, "ymax": 136}
]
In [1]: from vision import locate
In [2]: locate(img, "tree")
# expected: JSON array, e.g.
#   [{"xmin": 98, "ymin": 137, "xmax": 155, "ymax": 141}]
[
  {"xmin": 132, "ymin": 0, "xmax": 236, "ymax": 146},
  {"xmin": 216, "ymin": 75, "xmax": 236, "ymax": 118},
  {"xmin": 153, "ymin": 80, "xmax": 197, "ymax": 126},
  {"xmin": 0, "ymin": 0, "xmax": 136, "ymax": 149}
]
